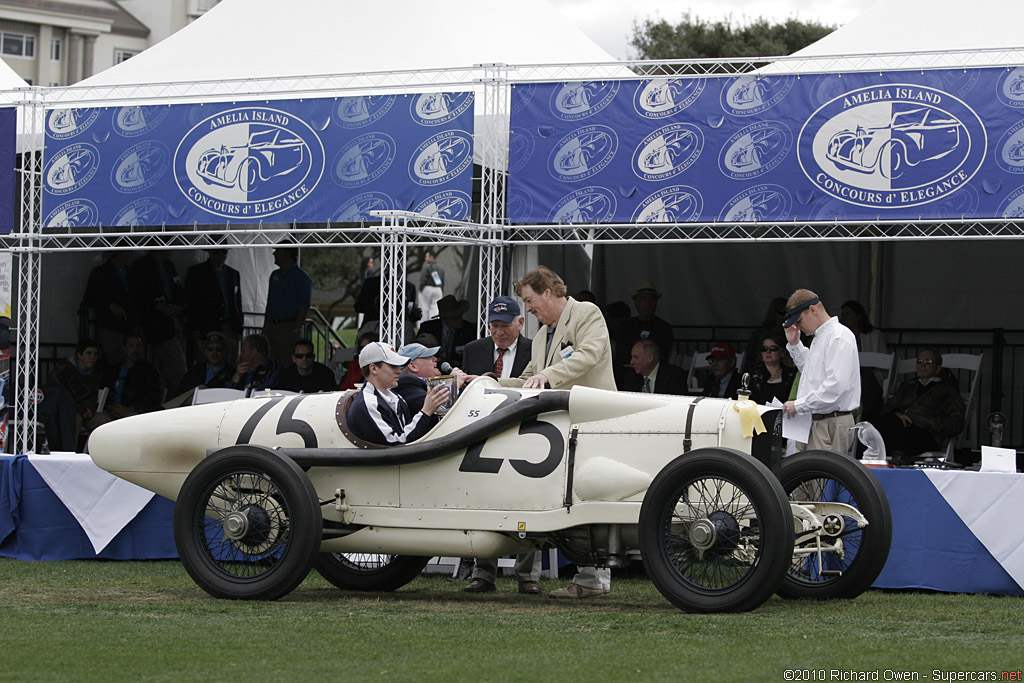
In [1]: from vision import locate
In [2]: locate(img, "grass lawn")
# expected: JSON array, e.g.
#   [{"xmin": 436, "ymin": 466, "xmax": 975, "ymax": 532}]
[{"xmin": 1, "ymin": 560, "xmax": 1022, "ymax": 682}]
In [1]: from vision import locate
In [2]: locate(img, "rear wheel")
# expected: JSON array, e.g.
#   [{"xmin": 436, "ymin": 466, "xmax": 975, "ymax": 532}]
[
  {"xmin": 777, "ymin": 451, "xmax": 892, "ymax": 600},
  {"xmin": 173, "ymin": 446, "xmax": 322, "ymax": 600},
  {"xmin": 314, "ymin": 553, "xmax": 430, "ymax": 591},
  {"xmin": 638, "ymin": 448, "xmax": 794, "ymax": 613}
]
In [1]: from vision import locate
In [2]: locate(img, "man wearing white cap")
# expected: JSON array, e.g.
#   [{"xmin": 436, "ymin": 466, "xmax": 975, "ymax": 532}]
[
  {"xmin": 347, "ymin": 342, "xmax": 448, "ymax": 445},
  {"xmin": 782, "ymin": 289, "xmax": 861, "ymax": 454}
]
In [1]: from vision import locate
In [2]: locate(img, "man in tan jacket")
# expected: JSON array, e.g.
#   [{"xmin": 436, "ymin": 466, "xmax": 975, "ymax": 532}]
[{"xmin": 499, "ymin": 266, "xmax": 616, "ymax": 599}]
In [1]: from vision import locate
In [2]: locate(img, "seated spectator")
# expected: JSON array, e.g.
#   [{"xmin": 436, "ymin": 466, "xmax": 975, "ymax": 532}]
[
  {"xmin": 621, "ymin": 339, "xmax": 686, "ymax": 395},
  {"xmin": 347, "ymin": 342, "xmax": 448, "ymax": 445},
  {"xmin": 274, "ymin": 339, "xmax": 337, "ymax": 394},
  {"xmin": 228, "ymin": 334, "xmax": 283, "ymax": 395},
  {"xmin": 38, "ymin": 339, "xmax": 110, "ymax": 452},
  {"xmin": 339, "ymin": 332, "xmax": 378, "ymax": 391},
  {"xmin": 748, "ymin": 328, "xmax": 797, "ymax": 405},
  {"xmin": 613, "ymin": 283, "xmax": 674, "ymax": 389},
  {"xmin": 876, "ymin": 348, "xmax": 965, "ymax": 465},
  {"xmin": 840, "ymin": 300, "xmax": 887, "ymax": 354},
  {"xmin": 702, "ymin": 341, "xmax": 741, "ymax": 400},
  {"xmin": 175, "ymin": 332, "xmax": 235, "ymax": 397},
  {"xmin": 105, "ymin": 333, "xmax": 164, "ymax": 419},
  {"xmin": 418, "ymin": 295, "xmax": 476, "ymax": 366},
  {"xmin": 394, "ymin": 342, "xmax": 442, "ymax": 415},
  {"xmin": 741, "ymin": 296, "xmax": 787, "ymax": 374}
]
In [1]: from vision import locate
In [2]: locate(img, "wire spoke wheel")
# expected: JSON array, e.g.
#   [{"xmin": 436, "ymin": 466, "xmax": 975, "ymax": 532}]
[
  {"xmin": 174, "ymin": 446, "xmax": 321, "ymax": 600},
  {"xmin": 639, "ymin": 448, "xmax": 793, "ymax": 613},
  {"xmin": 778, "ymin": 451, "xmax": 892, "ymax": 600},
  {"xmin": 314, "ymin": 552, "xmax": 430, "ymax": 591}
]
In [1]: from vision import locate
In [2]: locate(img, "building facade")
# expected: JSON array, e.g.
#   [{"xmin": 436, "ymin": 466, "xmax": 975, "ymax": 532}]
[{"xmin": 0, "ymin": 0, "xmax": 219, "ymax": 86}]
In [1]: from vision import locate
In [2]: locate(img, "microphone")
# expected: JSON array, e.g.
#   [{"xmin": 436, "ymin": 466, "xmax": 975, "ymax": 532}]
[{"xmin": 440, "ymin": 362, "xmax": 452, "ymax": 374}]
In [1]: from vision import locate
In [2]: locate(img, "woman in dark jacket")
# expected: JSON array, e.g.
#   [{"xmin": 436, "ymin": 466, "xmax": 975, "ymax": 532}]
[{"xmin": 748, "ymin": 327, "xmax": 797, "ymax": 406}]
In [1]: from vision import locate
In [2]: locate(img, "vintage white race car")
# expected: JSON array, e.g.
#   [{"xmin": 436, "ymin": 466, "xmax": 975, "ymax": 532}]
[{"xmin": 87, "ymin": 377, "xmax": 891, "ymax": 613}]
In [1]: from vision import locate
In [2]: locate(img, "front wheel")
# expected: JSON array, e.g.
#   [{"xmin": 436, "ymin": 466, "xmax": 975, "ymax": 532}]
[
  {"xmin": 638, "ymin": 448, "xmax": 794, "ymax": 613},
  {"xmin": 777, "ymin": 451, "xmax": 892, "ymax": 600},
  {"xmin": 314, "ymin": 553, "xmax": 430, "ymax": 591},
  {"xmin": 173, "ymin": 446, "xmax": 322, "ymax": 600}
]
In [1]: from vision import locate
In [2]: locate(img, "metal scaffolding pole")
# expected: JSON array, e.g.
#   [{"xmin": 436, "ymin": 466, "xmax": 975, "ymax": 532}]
[
  {"xmin": 13, "ymin": 93, "xmax": 43, "ymax": 455},
  {"xmin": 376, "ymin": 212, "xmax": 407, "ymax": 350},
  {"xmin": 476, "ymin": 63, "xmax": 510, "ymax": 335}
]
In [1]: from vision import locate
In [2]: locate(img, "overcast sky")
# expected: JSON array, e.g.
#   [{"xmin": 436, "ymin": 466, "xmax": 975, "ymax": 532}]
[{"xmin": 550, "ymin": 0, "xmax": 877, "ymax": 60}]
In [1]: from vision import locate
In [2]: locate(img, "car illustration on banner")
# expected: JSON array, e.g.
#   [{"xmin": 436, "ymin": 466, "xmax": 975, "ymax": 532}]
[
  {"xmin": 721, "ymin": 185, "xmax": 792, "ymax": 222},
  {"xmin": 46, "ymin": 108, "xmax": 99, "ymax": 139},
  {"xmin": 411, "ymin": 92, "xmax": 473, "ymax": 125},
  {"xmin": 549, "ymin": 126, "xmax": 618, "ymax": 181},
  {"xmin": 113, "ymin": 197, "xmax": 168, "ymax": 227},
  {"xmin": 336, "ymin": 95, "xmax": 396, "ymax": 128},
  {"xmin": 824, "ymin": 107, "xmax": 963, "ymax": 180},
  {"xmin": 636, "ymin": 127, "xmax": 701, "ymax": 177},
  {"xmin": 197, "ymin": 128, "xmax": 308, "ymax": 192},
  {"xmin": 632, "ymin": 186, "xmax": 703, "ymax": 223},
  {"xmin": 633, "ymin": 78, "xmax": 705, "ymax": 118},
  {"xmin": 44, "ymin": 198, "xmax": 99, "ymax": 228},
  {"xmin": 333, "ymin": 192, "xmax": 394, "ymax": 223},
  {"xmin": 414, "ymin": 190, "xmax": 472, "ymax": 221},
  {"xmin": 729, "ymin": 128, "xmax": 784, "ymax": 169},
  {"xmin": 44, "ymin": 143, "xmax": 100, "ymax": 195},
  {"xmin": 335, "ymin": 136, "xmax": 395, "ymax": 185},
  {"xmin": 114, "ymin": 142, "xmax": 169, "ymax": 192},
  {"xmin": 551, "ymin": 81, "xmax": 619, "ymax": 120},
  {"xmin": 410, "ymin": 131, "xmax": 473, "ymax": 186},
  {"xmin": 721, "ymin": 76, "xmax": 793, "ymax": 116},
  {"xmin": 549, "ymin": 187, "xmax": 616, "ymax": 224}
]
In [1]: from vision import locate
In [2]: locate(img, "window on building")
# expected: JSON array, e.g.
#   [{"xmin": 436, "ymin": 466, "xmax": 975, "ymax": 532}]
[
  {"xmin": 1, "ymin": 32, "xmax": 36, "ymax": 58},
  {"xmin": 114, "ymin": 49, "xmax": 138, "ymax": 64},
  {"xmin": 51, "ymin": 38, "xmax": 61, "ymax": 61}
]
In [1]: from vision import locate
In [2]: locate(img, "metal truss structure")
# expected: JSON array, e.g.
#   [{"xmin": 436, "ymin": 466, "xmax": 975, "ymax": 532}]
[{"xmin": 4, "ymin": 49, "xmax": 1024, "ymax": 453}]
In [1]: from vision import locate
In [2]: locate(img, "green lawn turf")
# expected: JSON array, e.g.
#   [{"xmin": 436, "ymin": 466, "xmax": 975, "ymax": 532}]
[{"xmin": 1, "ymin": 559, "xmax": 1021, "ymax": 682}]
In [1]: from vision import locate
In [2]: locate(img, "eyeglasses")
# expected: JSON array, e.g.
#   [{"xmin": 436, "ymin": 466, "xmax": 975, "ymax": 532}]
[
  {"xmin": 206, "ymin": 346, "xmax": 224, "ymax": 353},
  {"xmin": 293, "ymin": 353, "xmax": 315, "ymax": 359},
  {"xmin": 916, "ymin": 358, "xmax": 936, "ymax": 365},
  {"xmin": 761, "ymin": 345, "xmax": 781, "ymax": 353}
]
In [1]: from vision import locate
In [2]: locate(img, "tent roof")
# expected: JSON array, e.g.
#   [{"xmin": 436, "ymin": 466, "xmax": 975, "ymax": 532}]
[
  {"xmin": 0, "ymin": 58, "xmax": 29, "ymax": 94},
  {"xmin": 787, "ymin": 0, "xmax": 1024, "ymax": 69},
  {"xmin": 78, "ymin": 0, "xmax": 619, "ymax": 89}
]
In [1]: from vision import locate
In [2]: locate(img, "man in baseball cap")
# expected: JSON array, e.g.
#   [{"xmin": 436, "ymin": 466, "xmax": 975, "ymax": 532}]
[
  {"xmin": 702, "ymin": 341, "xmax": 740, "ymax": 399},
  {"xmin": 394, "ymin": 342, "xmax": 444, "ymax": 415},
  {"xmin": 347, "ymin": 342, "xmax": 448, "ymax": 445}
]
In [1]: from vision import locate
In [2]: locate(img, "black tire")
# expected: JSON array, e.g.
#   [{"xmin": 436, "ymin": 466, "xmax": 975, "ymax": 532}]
[
  {"xmin": 314, "ymin": 553, "xmax": 430, "ymax": 591},
  {"xmin": 638, "ymin": 448, "xmax": 794, "ymax": 613},
  {"xmin": 777, "ymin": 450, "xmax": 892, "ymax": 600},
  {"xmin": 173, "ymin": 445, "xmax": 322, "ymax": 601}
]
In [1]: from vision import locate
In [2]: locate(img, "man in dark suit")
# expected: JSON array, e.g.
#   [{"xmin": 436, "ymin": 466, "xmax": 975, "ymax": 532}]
[
  {"xmin": 132, "ymin": 251, "xmax": 188, "ymax": 392},
  {"xmin": 185, "ymin": 249, "xmax": 243, "ymax": 360},
  {"xmin": 458, "ymin": 296, "xmax": 541, "ymax": 595},
  {"xmin": 621, "ymin": 339, "xmax": 686, "ymax": 395},
  {"xmin": 702, "ymin": 341, "xmax": 742, "ymax": 400},
  {"xmin": 460, "ymin": 296, "xmax": 531, "ymax": 379}
]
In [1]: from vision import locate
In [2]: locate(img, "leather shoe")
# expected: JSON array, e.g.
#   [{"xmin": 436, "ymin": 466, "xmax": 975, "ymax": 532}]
[
  {"xmin": 463, "ymin": 578, "xmax": 495, "ymax": 593},
  {"xmin": 518, "ymin": 581, "xmax": 541, "ymax": 595},
  {"xmin": 548, "ymin": 583, "xmax": 610, "ymax": 599}
]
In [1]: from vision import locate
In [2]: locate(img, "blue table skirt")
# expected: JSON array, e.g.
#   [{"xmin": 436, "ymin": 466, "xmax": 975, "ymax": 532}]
[
  {"xmin": 870, "ymin": 468, "xmax": 1023, "ymax": 596},
  {"xmin": 1, "ymin": 455, "xmax": 178, "ymax": 561},
  {"xmin": 3, "ymin": 454, "xmax": 1023, "ymax": 598}
]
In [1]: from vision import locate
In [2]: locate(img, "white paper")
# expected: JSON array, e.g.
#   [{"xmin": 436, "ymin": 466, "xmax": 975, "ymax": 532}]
[
  {"xmin": 981, "ymin": 446, "xmax": 1018, "ymax": 473},
  {"xmin": 778, "ymin": 402, "xmax": 812, "ymax": 443}
]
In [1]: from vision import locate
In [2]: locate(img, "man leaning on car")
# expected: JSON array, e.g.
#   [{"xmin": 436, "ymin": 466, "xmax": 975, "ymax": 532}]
[{"xmin": 497, "ymin": 265, "xmax": 617, "ymax": 599}]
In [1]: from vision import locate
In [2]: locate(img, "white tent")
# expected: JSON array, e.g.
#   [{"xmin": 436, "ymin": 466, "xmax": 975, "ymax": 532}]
[
  {"xmin": 782, "ymin": 0, "xmax": 1024, "ymax": 70},
  {"xmin": 0, "ymin": 59, "xmax": 28, "ymax": 92},
  {"xmin": 77, "ymin": 0, "xmax": 621, "ymax": 88}
]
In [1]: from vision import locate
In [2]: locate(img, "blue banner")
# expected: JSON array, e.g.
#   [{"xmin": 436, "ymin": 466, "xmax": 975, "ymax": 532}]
[
  {"xmin": 42, "ymin": 93, "xmax": 474, "ymax": 228},
  {"xmin": 508, "ymin": 68, "xmax": 1024, "ymax": 223},
  {"xmin": 0, "ymin": 107, "xmax": 15, "ymax": 235}
]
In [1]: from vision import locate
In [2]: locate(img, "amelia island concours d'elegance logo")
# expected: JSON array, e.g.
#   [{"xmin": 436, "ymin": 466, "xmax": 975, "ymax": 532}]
[
  {"xmin": 44, "ymin": 143, "xmax": 100, "ymax": 195},
  {"xmin": 335, "ymin": 95, "xmax": 397, "ymax": 129},
  {"xmin": 411, "ymin": 92, "xmax": 474, "ymax": 126},
  {"xmin": 174, "ymin": 107, "xmax": 325, "ymax": 219},
  {"xmin": 632, "ymin": 123, "xmax": 703, "ymax": 182},
  {"xmin": 798, "ymin": 84, "xmax": 987, "ymax": 210},
  {"xmin": 46, "ymin": 108, "xmax": 100, "ymax": 140},
  {"xmin": 550, "ymin": 81, "xmax": 620, "ymax": 121},
  {"xmin": 633, "ymin": 78, "xmax": 706, "ymax": 119},
  {"xmin": 549, "ymin": 125, "xmax": 618, "ymax": 182}
]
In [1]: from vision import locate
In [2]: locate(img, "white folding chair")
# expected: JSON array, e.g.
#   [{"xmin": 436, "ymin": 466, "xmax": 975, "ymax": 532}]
[
  {"xmin": 859, "ymin": 351, "xmax": 895, "ymax": 397},
  {"xmin": 686, "ymin": 351, "xmax": 710, "ymax": 393}
]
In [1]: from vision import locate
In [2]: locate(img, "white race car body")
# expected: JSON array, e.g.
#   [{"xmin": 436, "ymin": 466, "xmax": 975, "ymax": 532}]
[{"xmin": 88, "ymin": 377, "xmax": 891, "ymax": 612}]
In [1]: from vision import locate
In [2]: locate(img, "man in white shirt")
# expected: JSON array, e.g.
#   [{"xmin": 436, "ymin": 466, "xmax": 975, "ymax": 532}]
[{"xmin": 782, "ymin": 289, "xmax": 861, "ymax": 454}]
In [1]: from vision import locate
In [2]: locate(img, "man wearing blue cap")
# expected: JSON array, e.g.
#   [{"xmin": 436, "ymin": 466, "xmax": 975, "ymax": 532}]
[
  {"xmin": 782, "ymin": 289, "xmax": 861, "ymax": 455},
  {"xmin": 459, "ymin": 296, "xmax": 540, "ymax": 595},
  {"xmin": 395, "ymin": 341, "xmax": 443, "ymax": 415},
  {"xmin": 461, "ymin": 296, "xmax": 532, "ymax": 379}
]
